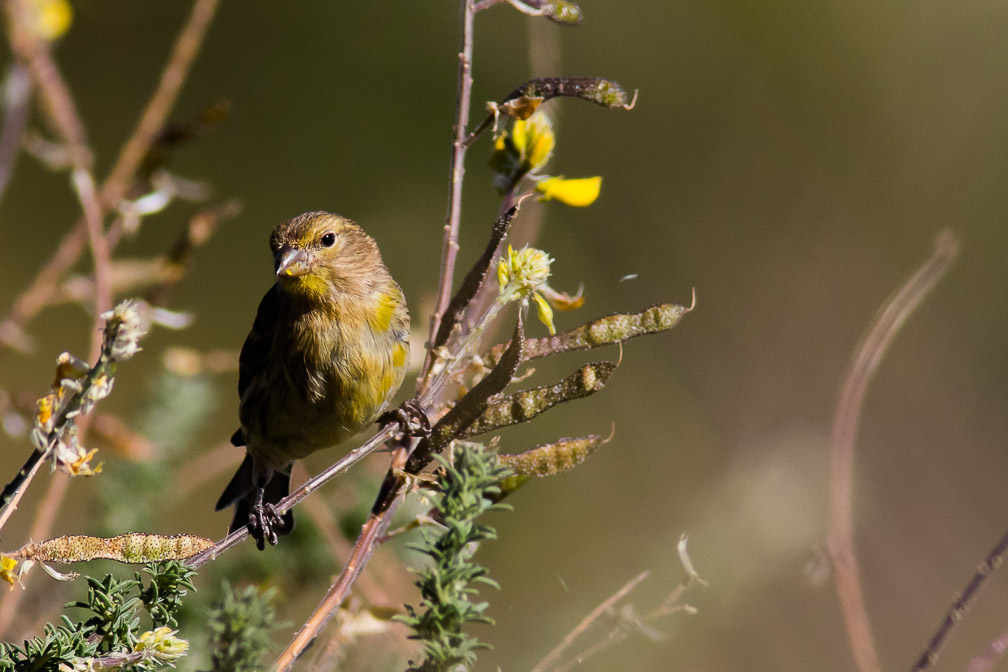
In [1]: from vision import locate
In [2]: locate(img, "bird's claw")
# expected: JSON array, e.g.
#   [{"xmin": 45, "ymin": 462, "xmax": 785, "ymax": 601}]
[
  {"xmin": 387, "ymin": 398, "xmax": 431, "ymax": 438},
  {"xmin": 248, "ymin": 502, "xmax": 284, "ymax": 551}
]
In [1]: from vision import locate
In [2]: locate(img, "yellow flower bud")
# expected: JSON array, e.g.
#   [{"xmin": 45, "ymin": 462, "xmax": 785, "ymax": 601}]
[
  {"xmin": 24, "ymin": 0, "xmax": 72, "ymax": 41},
  {"xmin": 532, "ymin": 292, "xmax": 556, "ymax": 335}
]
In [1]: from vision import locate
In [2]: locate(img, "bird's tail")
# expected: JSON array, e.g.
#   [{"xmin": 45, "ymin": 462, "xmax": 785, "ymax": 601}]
[{"xmin": 215, "ymin": 453, "xmax": 295, "ymax": 537}]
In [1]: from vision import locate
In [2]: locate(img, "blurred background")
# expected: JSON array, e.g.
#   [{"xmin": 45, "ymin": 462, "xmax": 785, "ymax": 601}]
[{"xmin": 2, "ymin": 1, "xmax": 1008, "ymax": 670}]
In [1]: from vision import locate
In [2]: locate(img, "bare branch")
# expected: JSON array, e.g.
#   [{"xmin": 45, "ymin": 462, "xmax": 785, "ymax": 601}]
[
  {"xmin": 424, "ymin": 0, "xmax": 477, "ymax": 384},
  {"xmin": 826, "ymin": 231, "xmax": 958, "ymax": 672}
]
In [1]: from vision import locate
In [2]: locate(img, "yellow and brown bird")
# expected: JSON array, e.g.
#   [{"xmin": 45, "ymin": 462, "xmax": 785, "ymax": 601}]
[{"xmin": 216, "ymin": 211, "xmax": 411, "ymax": 549}]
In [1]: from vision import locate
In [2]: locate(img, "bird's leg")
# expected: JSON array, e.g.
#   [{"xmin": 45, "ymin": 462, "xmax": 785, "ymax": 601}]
[
  {"xmin": 247, "ymin": 475, "xmax": 284, "ymax": 551},
  {"xmin": 380, "ymin": 398, "xmax": 431, "ymax": 439}
]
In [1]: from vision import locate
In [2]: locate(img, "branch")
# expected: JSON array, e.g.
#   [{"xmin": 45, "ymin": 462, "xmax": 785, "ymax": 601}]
[
  {"xmin": 911, "ymin": 526, "xmax": 1008, "ymax": 671},
  {"xmin": 424, "ymin": 0, "xmax": 477, "ymax": 382},
  {"xmin": 185, "ymin": 424, "xmax": 397, "ymax": 569},
  {"xmin": 826, "ymin": 231, "xmax": 958, "ymax": 672}
]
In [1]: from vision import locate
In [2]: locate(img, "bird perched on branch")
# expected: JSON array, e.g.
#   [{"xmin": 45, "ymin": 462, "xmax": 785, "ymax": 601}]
[{"xmin": 216, "ymin": 211, "xmax": 412, "ymax": 550}]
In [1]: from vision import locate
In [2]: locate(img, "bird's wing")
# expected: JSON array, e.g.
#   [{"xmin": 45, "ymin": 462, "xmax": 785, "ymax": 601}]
[{"xmin": 238, "ymin": 283, "xmax": 281, "ymax": 402}]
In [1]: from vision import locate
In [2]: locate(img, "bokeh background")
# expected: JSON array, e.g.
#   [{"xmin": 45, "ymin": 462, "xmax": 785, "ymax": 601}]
[{"xmin": 2, "ymin": 1, "xmax": 1008, "ymax": 670}]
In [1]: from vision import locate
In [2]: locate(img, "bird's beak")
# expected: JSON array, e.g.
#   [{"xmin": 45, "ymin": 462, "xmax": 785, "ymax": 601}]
[{"xmin": 275, "ymin": 245, "xmax": 312, "ymax": 277}]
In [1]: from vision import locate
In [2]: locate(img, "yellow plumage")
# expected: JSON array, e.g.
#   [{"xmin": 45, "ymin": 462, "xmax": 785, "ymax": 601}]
[{"xmin": 215, "ymin": 211, "xmax": 410, "ymax": 549}]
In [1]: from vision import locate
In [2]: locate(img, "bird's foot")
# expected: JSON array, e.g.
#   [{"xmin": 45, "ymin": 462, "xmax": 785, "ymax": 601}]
[
  {"xmin": 381, "ymin": 398, "xmax": 431, "ymax": 439},
  {"xmin": 248, "ymin": 501, "xmax": 284, "ymax": 551}
]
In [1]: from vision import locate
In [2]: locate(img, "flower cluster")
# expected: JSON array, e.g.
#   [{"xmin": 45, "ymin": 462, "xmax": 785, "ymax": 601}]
[
  {"xmin": 489, "ymin": 110, "xmax": 602, "ymax": 207},
  {"xmin": 497, "ymin": 245, "xmax": 557, "ymax": 334},
  {"xmin": 134, "ymin": 626, "xmax": 189, "ymax": 665},
  {"xmin": 31, "ymin": 300, "xmax": 153, "ymax": 477}
]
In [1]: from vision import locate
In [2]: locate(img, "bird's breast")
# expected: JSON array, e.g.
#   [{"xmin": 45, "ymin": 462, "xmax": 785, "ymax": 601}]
[{"xmin": 240, "ymin": 300, "xmax": 408, "ymax": 467}]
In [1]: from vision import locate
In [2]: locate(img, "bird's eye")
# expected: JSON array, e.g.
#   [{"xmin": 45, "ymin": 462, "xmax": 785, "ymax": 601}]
[{"xmin": 320, "ymin": 232, "xmax": 336, "ymax": 247}]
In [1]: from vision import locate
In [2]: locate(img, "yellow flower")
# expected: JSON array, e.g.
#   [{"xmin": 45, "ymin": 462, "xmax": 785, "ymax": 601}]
[
  {"xmin": 535, "ymin": 176, "xmax": 602, "ymax": 207},
  {"xmin": 497, "ymin": 245, "xmax": 557, "ymax": 334},
  {"xmin": 531, "ymin": 293, "xmax": 555, "ymax": 335},
  {"xmin": 490, "ymin": 111, "xmax": 556, "ymax": 191},
  {"xmin": 135, "ymin": 626, "xmax": 189, "ymax": 663},
  {"xmin": 497, "ymin": 245, "xmax": 552, "ymax": 300},
  {"xmin": 509, "ymin": 111, "xmax": 555, "ymax": 172},
  {"xmin": 0, "ymin": 556, "xmax": 18, "ymax": 589}
]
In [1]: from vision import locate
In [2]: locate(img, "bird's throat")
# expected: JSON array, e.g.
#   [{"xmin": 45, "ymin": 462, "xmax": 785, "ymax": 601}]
[{"xmin": 280, "ymin": 273, "xmax": 329, "ymax": 303}]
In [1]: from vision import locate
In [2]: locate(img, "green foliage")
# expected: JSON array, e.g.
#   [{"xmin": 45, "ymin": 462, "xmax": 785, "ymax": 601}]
[
  {"xmin": 398, "ymin": 443, "xmax": 512, "ymax": 672},
  {"xmin": 69, "ymin": 573, "xmax": 142, "ymax": 653},
  {"xmin": 0, "ymin": 562, "xmax": 196, "ymax": 671},
  {"xmin": 0, "ymin": 617, "xmax": 96, "ymax": 672},
  {"xmin": 203, "ymin": 583, "xmax": 280, "ymax": 672},
  {"xmin": 138, "ymin": 561, "xmax": 197, "ymax": 629}
]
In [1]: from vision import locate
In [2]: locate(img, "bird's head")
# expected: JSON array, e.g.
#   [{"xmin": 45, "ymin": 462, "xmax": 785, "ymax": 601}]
[{"xmin": 269, "ymin": 211, "xmax": 383, "ymax": 303}]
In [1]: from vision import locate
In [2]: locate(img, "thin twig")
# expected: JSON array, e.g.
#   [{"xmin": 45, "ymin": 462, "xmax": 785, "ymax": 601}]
[
  {"xmin": 0, "ymin": 447, "xmax": 47, "ymax": 534},
  {"xmin": 531, "ymin": 571, "xmax": 649, "ymax": 672},
  {"xmin": 912, "ymin": 526, "xmax": 1008, "ymax": 672},
  {"xmin": 827, "ymin": 231, "xmax": 959, "ymax": 672},
  {"xmin": 186, "ymin": 425, "xmax": 397, "ymax": 568},
  {"xmin": 422, "ymin": 0, "xmax": 477, "ymax": 387}
]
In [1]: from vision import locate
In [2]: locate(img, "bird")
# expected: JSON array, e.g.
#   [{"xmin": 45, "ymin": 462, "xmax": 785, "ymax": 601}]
[{"xmin": 215, "ymin": 211, "xmax": 412, "ymax": 550}]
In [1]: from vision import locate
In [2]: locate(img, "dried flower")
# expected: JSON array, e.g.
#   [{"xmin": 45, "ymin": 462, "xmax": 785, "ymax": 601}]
[{"xmin": 101, "ymin": 299, "xmax": 152, "ymax": 362}]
